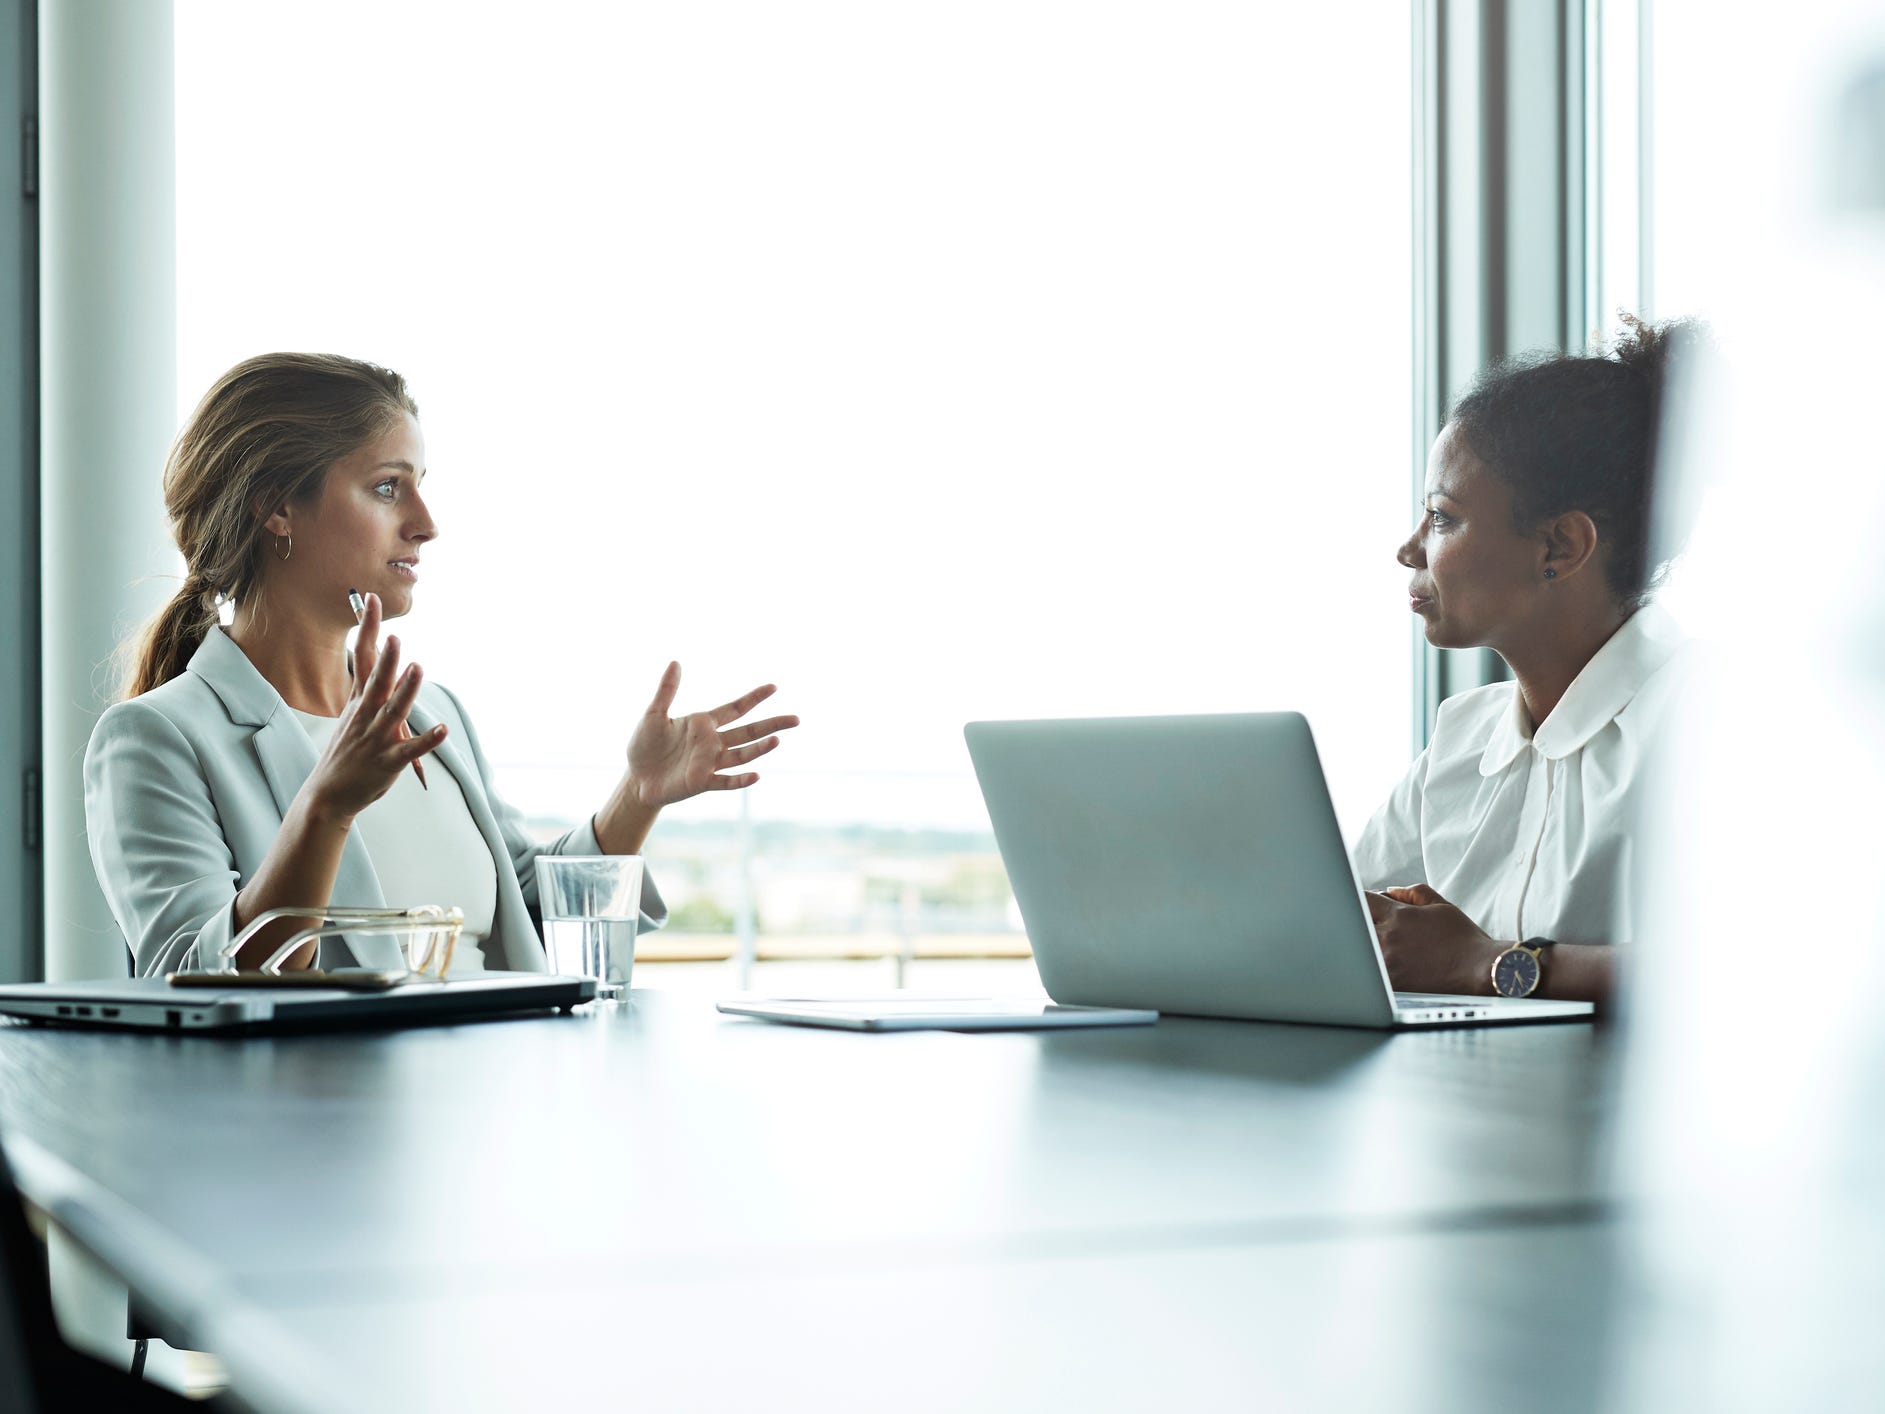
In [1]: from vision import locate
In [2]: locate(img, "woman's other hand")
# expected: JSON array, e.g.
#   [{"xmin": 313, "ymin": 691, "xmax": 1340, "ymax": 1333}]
[
  {"xmin": 626, "ymin": 662, "xmax": 800, "ymax": 808},
  {"xmin": 1364, "ymin": 884, "xmax": 1504, "ymax": 995},
  {"xmin": 304, "ymin": 592, "xmax": 446, "ymax": 824}
]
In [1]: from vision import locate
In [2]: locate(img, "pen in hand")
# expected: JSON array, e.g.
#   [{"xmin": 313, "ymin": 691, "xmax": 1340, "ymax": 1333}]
[{"xmin": 349, "ymin": 588, "xmax": 428, "ymax": 791}]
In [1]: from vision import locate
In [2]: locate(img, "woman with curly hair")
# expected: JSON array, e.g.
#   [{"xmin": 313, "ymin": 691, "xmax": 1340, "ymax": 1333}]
[{"xmin": 1356, "ymin": 317, "xmax": 1699, "ymax": 1009}]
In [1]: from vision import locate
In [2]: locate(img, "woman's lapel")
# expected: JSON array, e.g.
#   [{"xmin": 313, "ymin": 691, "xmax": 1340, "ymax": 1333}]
[{"xmin": 403, "ymin": 698, "xmax": 542, "ymax": 972}]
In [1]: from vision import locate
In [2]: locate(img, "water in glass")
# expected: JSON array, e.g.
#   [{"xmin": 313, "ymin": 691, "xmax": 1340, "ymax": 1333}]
[{"xmin": 543, "ymin": 915, "xmax": 636, "ymax": 998}]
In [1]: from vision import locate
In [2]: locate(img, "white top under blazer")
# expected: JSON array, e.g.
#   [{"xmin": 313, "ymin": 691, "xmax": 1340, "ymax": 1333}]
[
  {"xmin": 290, "ymin": 706, "xmax": 498, "ymax": 974},
  {"xmin": 84, "ymin": 627, "xmax": 666, "ymax": 977},
  {"xmin": 1352, "ymin": 604, "xmax": 1688, "ymax": 947}
]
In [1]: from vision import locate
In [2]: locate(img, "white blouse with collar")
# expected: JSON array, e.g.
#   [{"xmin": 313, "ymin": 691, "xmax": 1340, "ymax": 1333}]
[{"xmin": 1352, "ymin": 604, "xmax": 1689, "ymax": 947}]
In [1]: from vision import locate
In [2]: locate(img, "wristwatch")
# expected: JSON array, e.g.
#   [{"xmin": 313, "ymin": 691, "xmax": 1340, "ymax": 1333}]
[{"xmin": 1490, "ymin": 937, "xmax": 1554, "ymax": 998}]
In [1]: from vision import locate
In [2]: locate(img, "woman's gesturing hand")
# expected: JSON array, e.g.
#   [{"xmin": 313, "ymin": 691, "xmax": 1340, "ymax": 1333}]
[
  {"xmin": 305, "ymin": 593, "xmax": 447, "ymax": 824},
  {"xmin": 1364, "ymin": 884, "xmax": 1504, "ymax": 995},
  {"xmin": 626, "ymin": 662, "xmax": 800, "ymax": 808}
]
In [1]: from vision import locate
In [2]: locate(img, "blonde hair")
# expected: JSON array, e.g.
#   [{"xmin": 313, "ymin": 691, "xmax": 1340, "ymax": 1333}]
[{"xmin": 121, "ymin": 353, "xmax": 419, "ymax": 698}]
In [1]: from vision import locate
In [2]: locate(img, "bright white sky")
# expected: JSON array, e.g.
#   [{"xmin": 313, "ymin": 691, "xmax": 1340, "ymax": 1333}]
[{"xmin": 175, "ymin": 1, "xmax": 1415, "ymax": 835}]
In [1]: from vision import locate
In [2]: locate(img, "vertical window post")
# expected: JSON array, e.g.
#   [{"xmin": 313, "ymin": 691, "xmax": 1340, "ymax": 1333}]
[
  {"xmin": 0, "ymin": 0, "xmax": 39, "ymax": 984},
  {"xmin": 38, "ymin": 0, "xmax": 177, "ymax": 981},
  {"xmin": 1413, "ymin": 0, "xmax": 1589, "ymax": 747}
]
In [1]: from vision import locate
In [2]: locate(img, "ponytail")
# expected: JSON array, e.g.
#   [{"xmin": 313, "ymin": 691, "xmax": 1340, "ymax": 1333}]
[{"xmin": 122, "ymin": 574, "xmax": 222, "ymax": 699}]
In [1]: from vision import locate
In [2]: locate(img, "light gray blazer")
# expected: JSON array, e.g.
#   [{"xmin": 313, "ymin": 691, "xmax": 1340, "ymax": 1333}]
[{"xmin": 84, "ymin": 627, "xmax": 665, "ymax": 977}]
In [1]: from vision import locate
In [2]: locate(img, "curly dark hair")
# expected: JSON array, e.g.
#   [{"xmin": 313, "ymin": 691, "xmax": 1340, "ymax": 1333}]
[{"xmin": 1450, "ymin": 314, "xmax": 1704, "ymax": 610}]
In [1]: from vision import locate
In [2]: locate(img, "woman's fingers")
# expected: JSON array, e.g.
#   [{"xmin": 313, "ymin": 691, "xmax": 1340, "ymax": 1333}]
[
  {"xmin": 710, "ymin": 682, "xmax": 777, "ymax": 728},
  {"xmin": 378, "ymin": 660, "xmax": 425, "ymax": 727},
  {"xmin": 704, "ymin": 770, "xmax": 761, "ymax": 791},
  {"xmin": 398, "ymin": 722, "xmax": 448, "ymax": 763},
  {"xmin": 721, "ymin": 736, "xmax": 779, "ymax": 768},
  {"xmin": 720, "ymin": 714, "xmax": 800, "ymax": 748},
  {"xmin": 645, "ymin": 661, "xmax": 682, "ymax": 718},
  {"xmin": 363, "ymin": 634, "xmax": 403, "ymax": 711}
]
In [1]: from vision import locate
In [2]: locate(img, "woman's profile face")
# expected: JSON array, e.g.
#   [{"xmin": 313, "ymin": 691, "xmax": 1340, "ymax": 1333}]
[
  {"xmin": 282, "ymin": 412, "xmax": 436, "ymax": 622},
  {"xmin": 1398, "ymin": 422, "xmax": 1544, "ymax": 652}
]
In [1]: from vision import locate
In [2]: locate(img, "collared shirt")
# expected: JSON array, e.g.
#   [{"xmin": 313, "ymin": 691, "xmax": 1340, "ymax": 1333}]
[{"xmin": 1353, "ymin": 604, "xmax": 1689, "ymax": 946}]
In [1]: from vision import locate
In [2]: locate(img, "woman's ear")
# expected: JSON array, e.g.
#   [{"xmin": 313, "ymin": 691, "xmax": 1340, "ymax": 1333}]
[
  {"xmin": 1542, "ymin": 511, "xmax": 1600, "ymax": 581},
  {"xmin": 254, "ymin": 498, "xmax": 292, "ymax": 538}
]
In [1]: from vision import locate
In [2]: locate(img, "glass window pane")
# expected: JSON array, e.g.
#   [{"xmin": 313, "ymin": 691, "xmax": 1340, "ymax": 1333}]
[
  {"xmin": 1586, "ymin": 0, "xmax": 1648, "ymax": 330},
  {"xmin": 176, "ymin": 3, "xmax": 1413, "ymax": 981}
]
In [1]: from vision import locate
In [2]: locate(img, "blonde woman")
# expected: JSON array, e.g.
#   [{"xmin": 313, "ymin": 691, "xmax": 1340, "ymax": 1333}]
[{"xmin": 86, "ymin": 353, "xmax": 797, "ymax": 976}]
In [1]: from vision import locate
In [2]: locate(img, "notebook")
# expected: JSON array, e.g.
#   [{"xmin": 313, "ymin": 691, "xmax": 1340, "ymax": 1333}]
[{"xmin": 715, "ymin": 997, "xmax": 1157, "ymax": 1032}]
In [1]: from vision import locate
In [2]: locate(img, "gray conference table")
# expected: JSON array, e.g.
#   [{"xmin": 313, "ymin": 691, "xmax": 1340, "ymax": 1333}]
[{"xmin": 0, "ymin": 991, "xmax": 1628, "ymax": 1412}]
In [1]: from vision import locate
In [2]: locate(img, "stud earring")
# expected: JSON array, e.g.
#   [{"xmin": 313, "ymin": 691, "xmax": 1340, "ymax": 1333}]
[{"xmin": 1543, "ymin": 567, "xmax": 1556, "ymax": 580}]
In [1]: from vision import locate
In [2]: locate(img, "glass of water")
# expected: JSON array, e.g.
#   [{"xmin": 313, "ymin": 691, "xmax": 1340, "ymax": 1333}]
[{"xmin": 534, "ymin": 856, "xmax": 644, "ymax": 1000}]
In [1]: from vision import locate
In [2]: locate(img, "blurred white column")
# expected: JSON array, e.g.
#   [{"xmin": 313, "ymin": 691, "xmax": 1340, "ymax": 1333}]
[
  {"xmin": 1614, "ymin": 3, "xmax": 1885, "ymax": 1408},
  {"xmin": 39, "ymin": 0, "xmax": 176, "ymax": 979}
]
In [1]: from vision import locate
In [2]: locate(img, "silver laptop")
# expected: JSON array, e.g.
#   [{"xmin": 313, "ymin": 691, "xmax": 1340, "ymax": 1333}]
[
  {"xmin": 0, "ymin": 972, "xmax": 596, "ymax": 1034},
  {"xmin": 963, "ymin": 713, "xmax": 1594, "ymax": 1029}
]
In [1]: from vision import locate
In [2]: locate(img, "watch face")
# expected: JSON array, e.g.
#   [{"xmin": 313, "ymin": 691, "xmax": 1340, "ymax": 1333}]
[{"xmin": 1493, "ymin": 948, "xmax": 1541, "ymax": 998}]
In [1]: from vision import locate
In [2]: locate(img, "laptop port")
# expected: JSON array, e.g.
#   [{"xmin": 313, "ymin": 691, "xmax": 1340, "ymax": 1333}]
[
  {"xmin": 165, "ymin": 1009, "xmax": 182, "ymax": 1027},
  {"xmin": 101, "ymin": 1007, "xmax": 119, "ymax": 1018},
  {"xmin": 55, "ymin": 1005, "xmax": 70, "ymax": 1016},
  {"xmin": 74, "ymin": 1006, "xmax": 92, "ymax": 1017}
]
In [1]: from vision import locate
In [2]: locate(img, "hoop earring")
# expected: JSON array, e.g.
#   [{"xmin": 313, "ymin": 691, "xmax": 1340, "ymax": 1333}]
[{"xmin": 275, "ymin": 534, "xmax": 293, "ymax": 563}]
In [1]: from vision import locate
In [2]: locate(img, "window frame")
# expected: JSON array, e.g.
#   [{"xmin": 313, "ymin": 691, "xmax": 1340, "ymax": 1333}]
[
  {"xmin": 1411, "ymin": 0, "xmax": 1600, "ymax": 749},
  {"xmin": 1, "ymin": 0, "xmax": 40, "ymax": 985}
]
